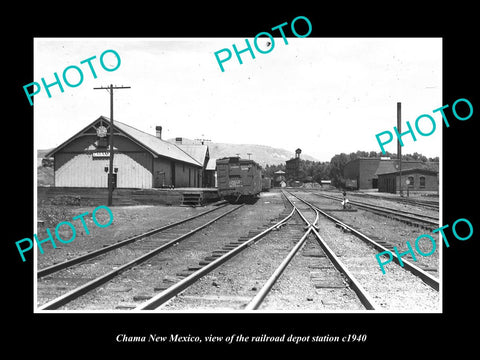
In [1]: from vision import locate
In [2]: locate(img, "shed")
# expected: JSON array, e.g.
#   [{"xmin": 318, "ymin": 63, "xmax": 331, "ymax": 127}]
[
  {"xmin": 204, "ymin": 158, "xmax": 217, "ymax": 188},
  {"xmin": 377, "ymin": 168, "xmax": 439, "ymax": 193},
  {"xmin": 343, "ymin": 157, "xmax": 428, "ymax": 190},
  {"xmin": 172, "ymin": 142, "xmax": 210, "ymax": 188}
]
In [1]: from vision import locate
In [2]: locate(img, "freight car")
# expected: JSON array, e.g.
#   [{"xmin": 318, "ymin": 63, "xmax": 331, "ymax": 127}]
[
  {"xmin": 216, "ymin": 157, "xmax": 263, "ymax": 202},
  {"xmin": 262, "ymin": 176, "xmax": 272, "ymax": 191}
]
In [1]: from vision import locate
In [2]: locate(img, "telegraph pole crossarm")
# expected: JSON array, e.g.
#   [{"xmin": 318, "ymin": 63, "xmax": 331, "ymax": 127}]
[{"xmin": 94, "ymin": 84, "xmax": 131, "ymax": 206}]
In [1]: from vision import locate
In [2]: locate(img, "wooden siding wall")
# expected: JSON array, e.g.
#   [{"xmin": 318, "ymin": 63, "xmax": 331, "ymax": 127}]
[
  {"xmin": 53, "ymin": 133, "xmax": 202, "ymax": 189},
  {"xmin": 55, "ymin": 152, "xmax": 153, "ymax": 188},
  {"xmin": 174, "ymin": 163, "xmax": 198, "ymax": 187},
  {"xmin": 153, "ymin": 157, "xmax": 173, "ymax": 187},
  {"xmin": 54, "ymin": 134, "xmax": 153, "ymax": 188}
]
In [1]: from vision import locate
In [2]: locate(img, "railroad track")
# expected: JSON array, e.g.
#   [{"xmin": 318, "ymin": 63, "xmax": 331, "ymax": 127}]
[
  {"xmin": 135, "ymin": 200, "xmax": 298, "ymax": 310},
  {"xmin": 311, "ymin": 191, "xmax": 439, "ymax": 230},
  {"xmin": 314, "ymin": 189, "xmax": 439, "ymax": 210},
  {"xmin": 146, "ymin": 191, "xmax": 376, "ymax": 311},
  {"xmin": 38, "ymin": 203, "xmax": 231, "ymax": 278},
  {"xmin": 146, "ymin": 191, "xmax": 438, "ymax": 311},
  {"xmin": 287, "ymin": 191, "xmax": 440, "ymax": 292},
  {"xmin": 38, "ymin": 190, "xmax": 439, "ymax": 311},
  {"xmin": 244, "ymin": 191, "xmax": 377, "ymax": 310},
  {"xmin": 37, "ymin": 203, "xmax": 243, "ymax": 310}
]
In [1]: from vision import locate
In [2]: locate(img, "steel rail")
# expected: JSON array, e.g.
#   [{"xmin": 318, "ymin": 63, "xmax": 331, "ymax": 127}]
[
  {"xmin": 310, "ymin": 227, "xmax": 377, "ymax": 310},
  {"xmin": 136, "ymin": 206, "xmax": 297, "ymax": 310},
  {"xmin": 286, "ymin": 193, "xmax": 320, "ymax": 229},
  {"xmin": 37, "ymin": 203, "xmax": 229, "ymax": 278},
  {"xmin": 309, "ymin": 189, "xmax": 439, "ymax": 210},
  {"xmin": 313, "ymin": 192, "xmax": 439, "ymax": 226},
  {"xmin": 288, "ymin": 191, "xmax": 440, "ymax": 291},
  {"xmin": 247, "ymin": 192, "xmax": 377, "ymax": 310},
  {"xmin": 245, "ymin": 192, "xmax": 315, "ymax": 310},
  {"xmin": 37, "ymin": 204, "xmax": 244, "ymax": 310},
  {"xmin": 245, "ymin": 227, "xmax": 313, "ymax": 310}
]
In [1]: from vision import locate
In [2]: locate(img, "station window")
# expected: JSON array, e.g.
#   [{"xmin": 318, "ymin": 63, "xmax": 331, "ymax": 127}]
[
  {"xmin": 408, "ymin": 176, "xmax": 414, "ymax": 188},
  {"xmin": 420, "ymin": 176, "xmax": 426, "ymax": 188}
]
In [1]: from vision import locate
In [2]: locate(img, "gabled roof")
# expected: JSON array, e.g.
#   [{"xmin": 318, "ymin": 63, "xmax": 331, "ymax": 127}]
[
  {"xmin": 377, "ymin": 167, "xmax": 439, "ymax": 176},
  {"xmin": 206, "ymin": 158, "xmax": 217, "ymax": 170},
  {"xmin": 374, "ymin": 159, "xmax": 434, "ymax": 176},
  {"xmin": 175, "ymin": 144, "xmax": 209, "ymax": 165},
  {"xmin": 46, "ymin": 116, "xmax": 202, "ymax": 167},
  {"xmin": 376, "ymin": 160, "xmax": 439, "ymax": 176},
  {"xmin": 375, "ymin": 159, "xmax": 400, "ymax": 176}
]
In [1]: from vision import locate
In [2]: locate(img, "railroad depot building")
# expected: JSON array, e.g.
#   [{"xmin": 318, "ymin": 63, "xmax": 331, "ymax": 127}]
[
  {"xmin": 167, "ymin": 137, "xmax": 214, "ymax": 188},
  {"xmin": 45, "ymin": 116, "xmax": 205, "ymax": 189},
  {"xmin": 343, "ymin": 157, "xmax": 438, "ymax": 192}
]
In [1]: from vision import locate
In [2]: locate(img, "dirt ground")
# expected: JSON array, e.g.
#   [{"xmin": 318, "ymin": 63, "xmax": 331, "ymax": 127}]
[{"xmin": 36, "ymin": 204, "xmax": 223, "ymax": 268}]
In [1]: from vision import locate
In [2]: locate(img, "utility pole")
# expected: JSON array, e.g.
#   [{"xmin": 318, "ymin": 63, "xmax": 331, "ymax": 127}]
[
  {"xmin": 397, "ymin": 102, "xmax": 403, "ymax": 197},
  {"xmin": 94, "ymin": 84, "xmax": 131, "ymax": 206}
]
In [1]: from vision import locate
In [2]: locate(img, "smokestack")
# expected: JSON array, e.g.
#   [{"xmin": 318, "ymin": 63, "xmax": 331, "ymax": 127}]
[{"xmin": 155, "ymin": 126, "xmax": 162, "ymax": 139}]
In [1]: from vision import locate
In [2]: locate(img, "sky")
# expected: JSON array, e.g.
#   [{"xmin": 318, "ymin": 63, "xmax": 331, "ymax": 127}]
[{"xmin": 33, "ymin": 37, "xmax": 442, "ymax": 162}]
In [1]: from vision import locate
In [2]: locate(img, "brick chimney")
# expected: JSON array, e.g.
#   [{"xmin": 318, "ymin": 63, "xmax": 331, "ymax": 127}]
[{"xmin": 155, "ymin": 126, "xmax": 162, "ymax": 139}]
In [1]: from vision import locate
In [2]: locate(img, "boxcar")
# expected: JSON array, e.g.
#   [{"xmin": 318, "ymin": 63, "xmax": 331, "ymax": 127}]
[
  {"xmin": 216, "ymin": 157, "xmax": 263, "ymax": 201},
  {"xmin": 262, "ymin": 176, "xmax": 272, "ymax": 191}
]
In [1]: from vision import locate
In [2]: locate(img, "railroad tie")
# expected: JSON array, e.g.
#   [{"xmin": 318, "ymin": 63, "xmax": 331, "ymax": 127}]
[
  {"xmin": 153, "ymin": 283, "xmax": 171, "ymax": 292},
  {"xmin": 303, "ymin": 251, "xmax": 326, "ymax": 258},
  {"xmin": 115, "ymin": 303, "xmax": 137, "ymax": 309},
  {"xmin": 133, "ymin": 293, "xmax": 153, "ymax": 301},
  {"xmin": 310, "ymin": 271, "xmax": 347, "ymax": 289},
  {"xmin": 212, "ymin": 249, "xmax": 230, "ymax": 254},
  {"xmin": 223, "ymin": 244, "xmax": 238, "ymax": 250},
  {"xmin": 176, "ymin": 270, "xmax": 194, "ymax": 278}
]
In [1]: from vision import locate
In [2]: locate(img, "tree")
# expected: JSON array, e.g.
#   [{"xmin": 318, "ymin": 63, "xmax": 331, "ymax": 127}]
[{"xmin": 329, "ymin": 153, "xmax": 350, "ymax": 187}]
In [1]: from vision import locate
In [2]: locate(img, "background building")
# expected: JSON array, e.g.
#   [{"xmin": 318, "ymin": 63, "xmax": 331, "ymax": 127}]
[
  {"xmin": 273, "ymin": 170, "xmax": 286, "ymax": 187},
  {"xmin": 343, "ymin": 158, "xmax": 382, "ymax": 189},
  {"xmin": 169, "ymin": 137, "xmax": 210, "ymax": 188},
  {"xmin": 343, "ymin": 157, "xmax": 438, "ymax": 192},
  {"xmin": 285, "ymin": 148, "xmax": 302, "ymax": 185},
  {"xmin": 376, "ymin": 167, "xmax": 439, "ymax": 194},
  {"xmin": 204, "ymin": 158, "xmax": 217, "ymax": 188}
]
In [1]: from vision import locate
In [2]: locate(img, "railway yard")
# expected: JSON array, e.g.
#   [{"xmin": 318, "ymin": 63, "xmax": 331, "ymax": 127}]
[{"xmin": 36, "ymin": 188, "xmax": 440, "ymax": 312}]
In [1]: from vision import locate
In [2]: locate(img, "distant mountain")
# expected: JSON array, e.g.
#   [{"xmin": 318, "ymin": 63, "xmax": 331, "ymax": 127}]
[
  {"xmin": 205, "ymin": 142, "xmax": 318, "ymax": 167},
  {"xmin": 166, "ymin": 138, "xmax": 318, "ymax": 167}
]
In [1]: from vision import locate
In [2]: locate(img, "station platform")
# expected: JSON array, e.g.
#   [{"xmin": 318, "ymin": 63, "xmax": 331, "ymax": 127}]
[{"xmin": 37, "ymin": 187, "xmax": 220, "ymax": 207}]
